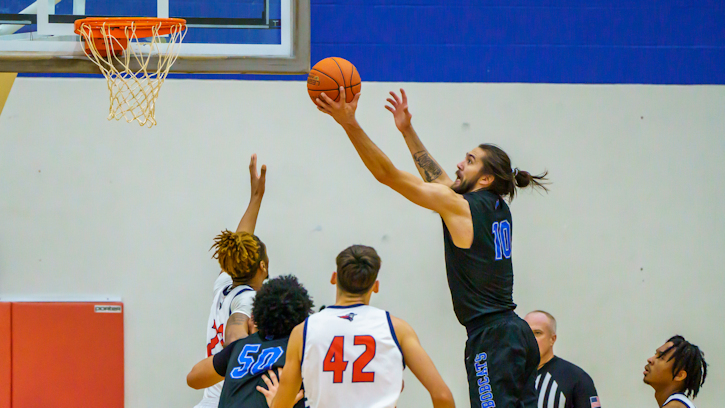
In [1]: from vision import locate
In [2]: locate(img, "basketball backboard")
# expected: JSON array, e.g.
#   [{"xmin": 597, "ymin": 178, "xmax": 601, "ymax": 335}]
[{"xmin": 0, "ymin": 0, "xmax": 309, "ymax": 74}]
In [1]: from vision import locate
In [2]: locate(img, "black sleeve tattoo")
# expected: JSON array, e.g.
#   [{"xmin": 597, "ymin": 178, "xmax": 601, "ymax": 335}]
[{"xmin": 413, "ymin": 151, "xmax": 443, "ymax": 182}]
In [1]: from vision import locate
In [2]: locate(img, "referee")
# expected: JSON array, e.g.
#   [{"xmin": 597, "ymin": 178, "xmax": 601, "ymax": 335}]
[{"xmin": 525, "ymin": 311, "xmax": 600, "ymax": 408}]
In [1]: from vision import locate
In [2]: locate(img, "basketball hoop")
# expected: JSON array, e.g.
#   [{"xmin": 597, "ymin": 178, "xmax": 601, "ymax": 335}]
[{"xmin": 74, "ymin": 18, "xmax": 187, "ymax": 127}]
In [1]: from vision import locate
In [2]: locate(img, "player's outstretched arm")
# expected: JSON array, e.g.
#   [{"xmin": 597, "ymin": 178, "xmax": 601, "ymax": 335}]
[
  {"xmin": 187, "ymin": 355, "xmax": 224, "ymax": 390},
  {"xmin": 270, "ymin": 323, "xmax": 305, "ymax": 408},
  {"xmin": 391, "ymin": 315, "xmax": 455, "ymax": 408},
  {"xmin": 317, "ymin": 87, "xmax": 470, "ymax": 224},
  {"xmin": 385, "ymin": 89, "xmax": 453, "ymax": 186},
  {"xmin": 235, "ymin": 154, "xmax": 267, "ymax": 234}
]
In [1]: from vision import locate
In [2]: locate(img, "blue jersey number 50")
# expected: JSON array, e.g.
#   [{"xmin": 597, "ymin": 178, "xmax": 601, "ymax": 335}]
[{"xmin": 230, "ymin": 344, "xmax": 284, "ymax": 379}]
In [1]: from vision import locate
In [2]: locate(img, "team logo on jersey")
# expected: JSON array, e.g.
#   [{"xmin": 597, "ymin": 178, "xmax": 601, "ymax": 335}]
[
  {"xmin": 206, "ymin": 321, "xmax": 225, "ymax": 356},
  {"xmin": 590, "ymin": 396, "xmax": 601, "ymax": 408},
  {"xmin": 338, "ymin": 312, "xmax": 357, "ymax": 322}
]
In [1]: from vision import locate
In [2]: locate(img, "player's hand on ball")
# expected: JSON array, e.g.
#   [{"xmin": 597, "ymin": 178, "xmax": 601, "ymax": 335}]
[
  {"xmin": 256, "ymin": 369, "xmax": 304, "ymax": 406},
  {"xmin": 249, "ymin": 154, "xmax": 267, "ymax": 199},
  {"xmin": 316, "ymin": 86, "xmax": 360, "ymax": 127},
  {"xmin": 385, "ymin": 88, "xmax": 412, "ymax": 132}
]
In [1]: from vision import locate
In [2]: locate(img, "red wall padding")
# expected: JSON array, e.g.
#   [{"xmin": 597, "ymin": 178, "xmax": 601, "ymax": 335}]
[
  {"xmin": 11, "ymin": 302, "xmax": 123, "ymax": 408},
  {"xmin": 0, "ymin": 303, "xmax": 11, "ymax": 408}
]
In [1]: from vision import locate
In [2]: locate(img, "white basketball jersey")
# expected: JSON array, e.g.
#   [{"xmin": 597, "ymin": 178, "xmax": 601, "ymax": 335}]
[
  {"xmin": 301, "ymin": 304, "xmax": 405, "ymax": 408},
  {"xmin": 663, "ymin": 393, "xmax": 696, "ymax": 408},
  {"xmin": 194, "ymin": 273, "xmax": 255, "ymax": 408}
]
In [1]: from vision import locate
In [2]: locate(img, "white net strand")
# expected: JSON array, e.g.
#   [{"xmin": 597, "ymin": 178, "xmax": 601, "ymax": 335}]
[{"xmin": 77, "ymin": 21, "xmax": 186, "ymax": 127}]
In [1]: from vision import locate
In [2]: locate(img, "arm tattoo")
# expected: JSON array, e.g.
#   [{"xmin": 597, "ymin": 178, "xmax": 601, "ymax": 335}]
[
  {"xmin": 227, "ymin": 313, "xmax": 248, "ymax": 326},
  {"xmin": 413, "ymin": 151, "xmax": 443, "ymax": 182},
  {"xmin": 224, "ymin": 313, "xmax": 249, "ymax": 346}
]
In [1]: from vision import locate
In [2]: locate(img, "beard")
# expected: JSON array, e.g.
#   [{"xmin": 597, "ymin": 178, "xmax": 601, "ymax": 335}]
[{"xmin": 451, "ymin": 176, "xmax": 478, "ymax": 194}]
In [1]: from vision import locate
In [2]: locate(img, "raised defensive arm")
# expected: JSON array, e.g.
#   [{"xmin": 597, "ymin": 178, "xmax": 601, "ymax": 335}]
[
  {"xmin": 235, "ymin": 154, "xmax": 267, "ymax": 234},
  {"xmin": 386, "ymin": 89, "xmax": 453, "ymax": 185},
  {"xmin": 225, "ymin": 154, "xmax": 266, "ymax": 344}
]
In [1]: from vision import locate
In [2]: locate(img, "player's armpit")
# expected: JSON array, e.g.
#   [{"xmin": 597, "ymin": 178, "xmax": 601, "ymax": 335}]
[
  {"xmin": 270, "ymin": 323, "xmax": 305, "ymax": 408},
  {"xmin": 391, "ymin": 316, "xmax": 455, "ymax": 408},
  {"xmin": 187, "ymin": 356, "xmax": 224, "ymax": 390},
  {"xmin": 224, "ymin": 312, "xmax": 250, "ymax": 346},
  {"xmin": 379, "ymin": 169, "xmax": 468, "ymax": 216},
  {"xmin": 381, "ymin": 170, "xmax": 473, "ymax": 247}
]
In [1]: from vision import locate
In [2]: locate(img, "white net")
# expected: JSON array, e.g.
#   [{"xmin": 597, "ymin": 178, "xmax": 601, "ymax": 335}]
[{"xmin": 76, "ymin": 20, "xmax": 186, "ymax": 127}]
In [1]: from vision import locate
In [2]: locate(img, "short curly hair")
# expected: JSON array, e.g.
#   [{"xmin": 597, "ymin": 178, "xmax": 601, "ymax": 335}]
[{"xmin": 252, "ymin": 275, "xmax": 314, "ymax": 340}]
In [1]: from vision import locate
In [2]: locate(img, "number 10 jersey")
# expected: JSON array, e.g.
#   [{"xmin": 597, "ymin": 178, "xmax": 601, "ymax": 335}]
[{"xmin": 301, "ymin": 304, "xmax": 405, "ymax": 408}]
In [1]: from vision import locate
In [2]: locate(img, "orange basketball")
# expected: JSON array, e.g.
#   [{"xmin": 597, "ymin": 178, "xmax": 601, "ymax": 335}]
[{"xmin": 307, "ymin": 57, "xmax": 361, "ymax": 104}]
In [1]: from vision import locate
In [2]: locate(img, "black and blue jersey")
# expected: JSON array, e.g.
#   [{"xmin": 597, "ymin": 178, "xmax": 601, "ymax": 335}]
[
  {"xmin": 213, "ymin": 332, "xmax": 305, "ymax": 408},
  {"xmin": 442, "ymin": 189, "xmax": 517, "ymax": 331}
]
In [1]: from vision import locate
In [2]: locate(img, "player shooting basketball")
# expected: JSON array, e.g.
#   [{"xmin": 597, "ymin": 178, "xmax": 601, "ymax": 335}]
[{"xmin": 316, "ymin": 87, "xmax": 548, "ymax": 408}]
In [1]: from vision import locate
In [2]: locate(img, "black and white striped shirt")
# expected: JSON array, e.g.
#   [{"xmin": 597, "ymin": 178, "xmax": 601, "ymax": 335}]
[{"xmin": 535, "ymin": 356, "xmax": 600, "ymax": 408}]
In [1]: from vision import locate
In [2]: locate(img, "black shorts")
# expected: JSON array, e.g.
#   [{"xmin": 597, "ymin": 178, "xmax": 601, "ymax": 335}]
[{"xmin": 464, "ymin": 311, "xmax": 539, "ymax": 408}]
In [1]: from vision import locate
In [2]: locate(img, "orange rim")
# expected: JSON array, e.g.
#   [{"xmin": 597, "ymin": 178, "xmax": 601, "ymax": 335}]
[{"xmin": 74, "ymin": 17, "xmax": 186, "ymax": 38}]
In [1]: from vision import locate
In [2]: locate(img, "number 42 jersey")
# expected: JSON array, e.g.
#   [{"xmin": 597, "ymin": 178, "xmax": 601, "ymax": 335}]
[{"xmin": 301, "ymin": 304, "xmax": 405, "ymax": 408}]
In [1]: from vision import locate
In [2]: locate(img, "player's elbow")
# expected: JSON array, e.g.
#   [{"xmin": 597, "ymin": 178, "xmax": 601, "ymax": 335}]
[
  {"xmin": 374, "ymin": 172, "xmax": 392, "ymax": 185},
  {"xmin": 186, "ymin": 372, "xmax": 204, "ymax": 390},
  {"xmin": 373, "ymin": 165, "xmax": 399, "ymax": 186},
  {"xmin": 430, "ymin": 388, "xmax": 455, "ymax": 408}
]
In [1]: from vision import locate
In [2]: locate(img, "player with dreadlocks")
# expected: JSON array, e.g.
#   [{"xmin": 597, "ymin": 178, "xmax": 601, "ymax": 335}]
[
  {"xmin": 195, "ymin": 154, "xmax": 270, "ymax": 408},
  {"xmin": 187, "ymin": 275, "xmax": 313, "ymax": 408},
  {"xmin": 643, "ymin": 335, "xmax": 708, "ymax": 408}
]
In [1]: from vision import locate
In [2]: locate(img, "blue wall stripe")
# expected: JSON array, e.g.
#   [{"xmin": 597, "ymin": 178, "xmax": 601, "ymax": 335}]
[{"xmin": 16, "ymin": 0, "xmax": 725, "ymax": 84}]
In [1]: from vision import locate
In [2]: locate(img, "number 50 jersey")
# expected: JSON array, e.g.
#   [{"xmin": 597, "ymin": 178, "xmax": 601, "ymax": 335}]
[{"xmin": 301, "ymin": 304, "xmax": 405, "ymax": 408}]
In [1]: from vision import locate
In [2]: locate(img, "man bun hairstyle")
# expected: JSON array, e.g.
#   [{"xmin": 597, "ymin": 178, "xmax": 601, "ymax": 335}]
[
  {"xmin": 211, "ymin": 230, "xmax": 267, "ymax": 283},
  {"xmin": 336, "ymin": 245, "xmax": 381, "ymax": 295},
  {"xmin": 252, "ymin": 275, "xmax": 314, "ymax": 340},
  {"xmin": 478, "ymin": 143, "xmax": 549, "ymax": 202},
  {"xmin": 664, "ymin": 335, "xmax": 708, "ymax": 398}
]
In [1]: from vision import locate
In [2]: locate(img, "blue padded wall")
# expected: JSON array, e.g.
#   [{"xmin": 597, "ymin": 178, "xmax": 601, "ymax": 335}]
[
  {"xmin": 17, "ymin": 0, "xmax": 725, "ymax": 84},
  {"xmin": 306, "ymin": 0, "xmax": 724, "ymax": 84}
]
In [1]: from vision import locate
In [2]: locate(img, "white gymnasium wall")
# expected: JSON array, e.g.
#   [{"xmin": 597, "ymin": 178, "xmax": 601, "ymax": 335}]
[{"xmin": 0, "ymin": 78, "xmax": 723, "ymax": 408}]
